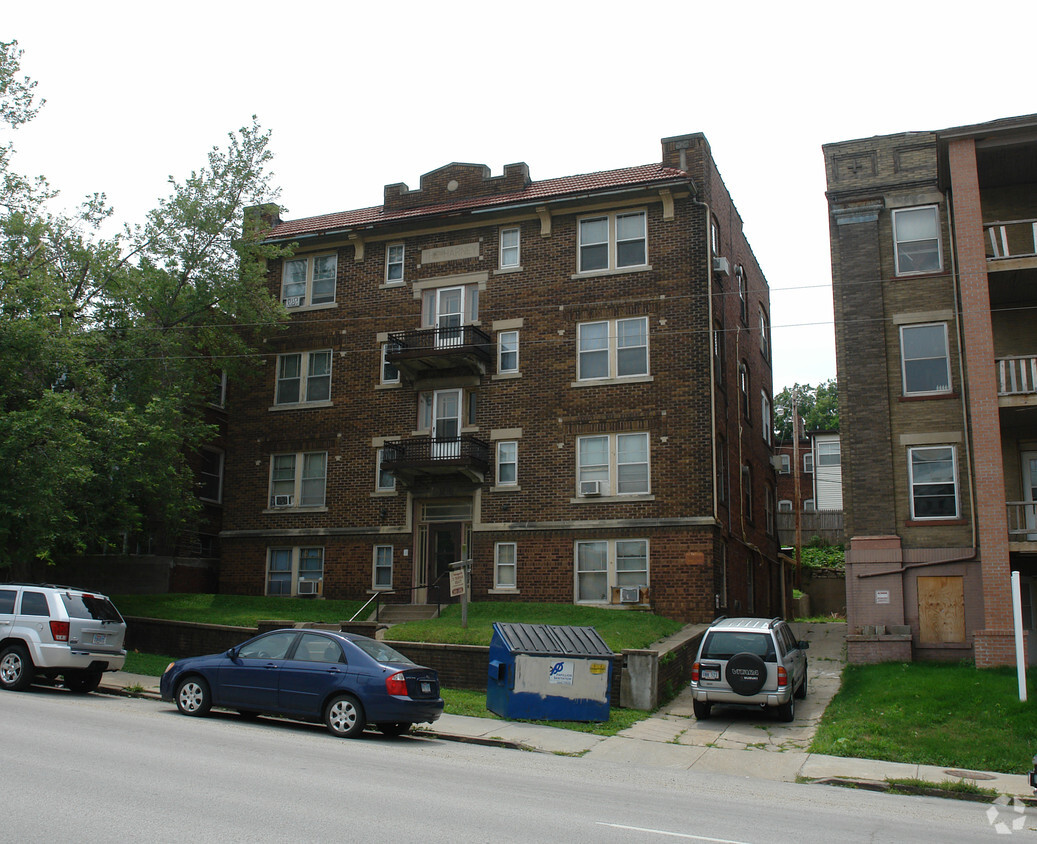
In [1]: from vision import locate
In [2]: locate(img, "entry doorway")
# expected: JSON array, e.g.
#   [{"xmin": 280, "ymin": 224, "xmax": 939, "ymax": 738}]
[{"xmin": 415, "ymin": 501, "xmax": 472, "ymax": 605}]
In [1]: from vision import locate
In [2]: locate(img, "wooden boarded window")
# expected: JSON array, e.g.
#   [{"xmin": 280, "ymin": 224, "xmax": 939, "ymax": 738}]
[{"xmin": 918, "ymin": 576, "xmax": 965, "ymax": 643}]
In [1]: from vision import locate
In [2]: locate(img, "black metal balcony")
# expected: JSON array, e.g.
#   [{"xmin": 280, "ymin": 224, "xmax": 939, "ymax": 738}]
[
  {"xmin": 386, "ymin": 326, "xmax": 494, "ymax": 384},
  {"xmin": 381, "ymin": 435, "xmax": 490, "ymax": 486}
]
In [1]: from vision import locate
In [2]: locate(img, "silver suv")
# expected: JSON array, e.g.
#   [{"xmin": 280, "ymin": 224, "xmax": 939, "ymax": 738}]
[
  {"xmin": 0, "ymin": 583, "xmax": 127, "ymax": 693},
  {"xmin": 690, "ymin": 617, "xmax": 808, "ymax": 722}
]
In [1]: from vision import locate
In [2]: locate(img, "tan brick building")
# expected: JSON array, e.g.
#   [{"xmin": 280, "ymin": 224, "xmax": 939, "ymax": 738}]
[
  {"xmin": 824, "ymin": 114, "xmax": 1037, "ymax": 666},
  {"xmin": 218, "ymin": 133, "xmax": 783, "ymax": 622}
]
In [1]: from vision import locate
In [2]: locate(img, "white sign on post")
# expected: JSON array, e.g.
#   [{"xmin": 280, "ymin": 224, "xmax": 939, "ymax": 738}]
[{"xmin": 449, "ymin": 569, "xmax": 466, "ymax": 597}]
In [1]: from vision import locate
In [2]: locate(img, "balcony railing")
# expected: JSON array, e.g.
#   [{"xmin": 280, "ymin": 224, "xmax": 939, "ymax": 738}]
[
  {"xmin": 996, "ymin": 356, "xmax": 1037, "ymax": 396},
  {"xmin": 380, "ymin": 435, "xmax": 490, "ymax": 484},
  {"xmin": 386, "ymin": 325, "xmax": 493, "ymax": 382},
  {"xmin": 985, "ymin": 219, "xmax": 1037, "ymax": 260},
  {"xmin": 1007, "ymin": 501, "xmax": 1037, "ymax": 539}
]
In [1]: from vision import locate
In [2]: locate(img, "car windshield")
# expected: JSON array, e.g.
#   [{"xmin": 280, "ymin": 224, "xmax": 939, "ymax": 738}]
[
  {"xmin": 61, "ymin": 593, "xmax": 123, "ymax": 622},
  {"xmin": 349, "ymin": 638, "xmax": 415, "ymax": 666},
  {"xmin": 702, "ymin": 631, "xmax": 776, "ymax": 662}
]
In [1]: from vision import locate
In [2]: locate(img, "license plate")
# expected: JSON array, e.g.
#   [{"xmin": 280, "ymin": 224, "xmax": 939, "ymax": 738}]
[
  {"xmin": 420, "ymin": 682, "xmax": 432, "ymax": 694},
  {"xmin": 702, "ymin": 668, "xmax": 719, "ymax": 681},
  {"xmin": 92, "ymin": 633, "xmax": 107, "ymax": 645}
]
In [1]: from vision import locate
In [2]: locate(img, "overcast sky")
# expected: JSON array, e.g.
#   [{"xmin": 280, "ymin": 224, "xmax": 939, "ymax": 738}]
[{"xmin": 5, "ymin": 1, "xmax": 1035, "ymax": 390}]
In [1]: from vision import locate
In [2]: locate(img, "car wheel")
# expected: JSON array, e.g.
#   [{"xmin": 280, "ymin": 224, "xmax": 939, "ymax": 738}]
[
  {"xmin": 378, "ymin": 722, "xmax": 412, "ymax": 737},
  {"xmin": 64, "ymin": 670, "xmax": 103, "ymax": 694},
  {"xmin": 692, "ymin": 700, "xmax": 712, "ymax": 720},
  {"xmin": 776, "ymin": 691, "xmax": 795, "ymax": 723},
  {"xmin": 175, "ymin": 676, "xmax": 212, "ymax": 716},
  {"xmin": 324, "ymin": 694, "xmax": 365, "ymax": 738},
  {"xmin": 795, "ymin": 671, "xmax": 808, "ymax": 700},
  {"xmin": 0, "ymin": 644, "xmax": 34, "ymax": 691},
  {"xmin": 724, "ymin": 652, "xmax": 767, "ymax": 696}
]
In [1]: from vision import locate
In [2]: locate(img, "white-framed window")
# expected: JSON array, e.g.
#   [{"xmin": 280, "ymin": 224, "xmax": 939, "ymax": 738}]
[
  {"xmin": 765, "ymin": 485, "xmax": 775, "ymax": 536},
  {"xmin": 738, "ymin": 362, "xmax": 750, "ymax": 421},
  {"xmin": 282, "ymin": 253, "xmax": 337, "ymax": 307},
  {"xmin": 380, "ymin": 342, "xmax": 400, "ymax": 385},
  {"xmin": 710, "ymin": 216, "xmax": 720, "ymax": 258},
  {"xmin": 267, "ymin": 547, "xmax": 324, "ymax": 596},
  {"xmin": 198, "ymin": 448, "xmax": 224, "ymax": 503},
  {"xmin": 494, "ymin": 542, "xmax": 517, "ymax": 590},
  {"xmin": 736, "ymin": 264, "xmax": 748, "ymax": 323},
  {"xmin": 803, "ymin": 453, "xmax": 814, "ymax": 474},
  {"xmin": 759, "ymin": 306, "xmax": 770, "ymax": 360},
  {"xmin": 803, "ymin": 499, "xmax": 816, "ymax": 512},
  {"xmin": 817, "ymin": 440, "xmax": 841, "ymax": 467},
  {"xmin": 900, "ymin": 323, "xmax": 951, "ymax": 395},
  {"xmin": 577, "ymin": 210, "xmax": 647, "ymax": 273},
  {"xmin": 385, "ymin": 243, "xmax": 405, "ymax": 282},
  {"xmin": 373, "ymin": 545, "xmax": 393, "ymax": 590},
  {"xmin": 496, "ymin": 441, "xmax": 517, "ymax": 486},
  {"xmin": 210, "ymin": 370, "xmax": 227, "ymax": 408},
  {"xmin": 713, "ymin": 321, "xmax": 724, "ymax": 381},
  {"xmin": 375, "ymin": 448, "xmax": 396, "ymax": 492},
  {"xmin": 761, "ymin": 391, "xmax": 772, "ymax": 445},
  {"xmin": 908, "ymin": 445, "xmax": 959, "ymax": 520},
  {"xmin": 577, "ymin": 432, "xmax": 650, "ymax": 496},
  {"xmin": 893, "ymin": 205, "xmax": 941, "ymax": 275},
  {"xmin": 275, "ymin": 350, "xmax": 332, "ymax": 405},
  {"xmin": 269, "ymin": 452, "xmax": 327, "ymax": 508},
  {"xmin": 742, "ymin": 464, "xmax": 753, "ymax": 522},
  {"xmin": 778, "ymin": 454, "xmax": 791, "ymax": 474},
  {"xmin": 498, "ymin": 330, "xmax": 519, "ymax": 373},
  {"xmin": 577, "ymin": 316, "xmax": 648, "ymax": 380},
  {"xmin": 500, "ymin": 227, "xmax": 520, "ymax": 268},
  {"xmin": 575, "ymin": 538, "xmax": 648, "ymax": 603},
  {"xmin": 778, "ymin": 499, "xmax": 793, "ymax": 513}
]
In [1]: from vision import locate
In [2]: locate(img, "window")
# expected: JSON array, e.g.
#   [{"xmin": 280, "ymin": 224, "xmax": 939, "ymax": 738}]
[
  {"xmin": 498, "ymin": 330, "xmax": 519, "ymax": 374},
  {"xmin": 909, "ymin": 445, "xmax": 959, "ymax": 519},
  {"xmin": 575, "ymin": 539, "xmax": 648, "ymax": 602},
  {"xmin": 199, "ymin": 449, "xmax": 223, "ymax": 503},
  {"xmin": 803, "ymin": 499, "xmax": 816, "ymax": 512},
  {"xmin": 765, "ymin": 485, "xmax": 775, "ymax": 536},
  {"xmin": 717, "ymin": 437, "xmax": 727, "ymax": 504},
  {"xmin": 577, "ymin": 433, "xmax": 650, "ymax": 496},
  {"xmin": 496, "ymin": 441, "xmax": 517, "ymax": 486},
  {"xmin": 778, "ymin": 499, "xmax": 793, "ymax": 512},
  {"xmin": 267, "ymin": 547, "xmax": 324, "ymax": 596},
  {"xmin": 761, "ymin": 391, "xmax": 772, "ymax": 445},
  {"xmin": 276, "ymin": 350, "xmax": 332, "ymax": 405},
  {"xmin": 803, "ymin": 453, "xmax": 814, "ymax": 474},
  {"xmin": 778, "ymin": 454, "xmax": 791, "ymax": 474},
  {"xmin": 759, "ymin": 306, "xmax": 770, "ymax": 361},
  {"xmin": 713, "ymin": 321, "xmax": 724, "ymax": 381},
  {"xmin": 20, "ymin": 591, "xmax": 49, "ymax": 615},
  {"xmin": 385, "ymin": 243, "xmax": 405, "ymax": 282},
  {"xmin": 710, "ymin": 216, "xmax": 720, "ymax": 257},
  {"xmin": 742, "ymin": 465, "xmax": 753, "ymax": 522},
  {"xmin": 500, "ymin": 227, "xmax": 520, "ymax": 268},
  {"xmin": 376, "ymin": 449, "xmax": 396, "ymax": 492},
  {"xmin": 817, "ymin": 441, "xmax": 841, "ymax": 467},
  {"xmin": 282, "ymin": 254, "xmax": 337, "ymax": 307},
  {"xmin": 495, "ymin": 542, "xmax": 517, "ymax": 590},
  {"xmin": 420, "ymin": 284, "xmax": 478, "ymax": 338},
  {"xmin": 578, "ymin": 211, "xmax": 647, "ymax": 273},
  {"xmin": 577, "ymin": 317, "xmax": 648, "ymax": 380},
  {"xmin": 373, "ymin": 545, "xmax": 393, "ymax": 590},
  {"xmin": 381, "ymin": 343, "xmax": 400, "ymax": 385},
  {"xmin": 736, "ymin": 264, "xmax": 748, "ymax": 323},
  {"xmin": 738, "ymin": 363, "xmax": 750, "ymax": 421},
  {"xmin": 269, "ymin": 452, "xmax": 327, "ymax": 508},
  {"xmin": 900, "ymin": 323, "xmax": 951, "ymax": 395},
  {"xmin": 210, "ymin": 370, "xmax": 227, "ymax": 407},
  {"xmin": 893, "ymin": 206, "xmax": 941, "ymax": 275}
]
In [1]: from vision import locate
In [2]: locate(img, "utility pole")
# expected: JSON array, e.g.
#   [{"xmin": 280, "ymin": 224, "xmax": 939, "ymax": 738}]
[{"xmin": 792, "ymin": 387, "xmax": 803, "ymax": 589}]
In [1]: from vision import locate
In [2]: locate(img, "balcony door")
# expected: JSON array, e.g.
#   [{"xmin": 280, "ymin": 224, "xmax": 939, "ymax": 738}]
[
  {"xmin": 435, "ymin": 287, "xmax": 464, "ymax": 348},
  {"xmin": 431, "ymin": 389, "xmax": 461, "ymax": 459},
  {"xmin": 1024, "ymin": 451, "xmax": 1037, "ymax": 540}
]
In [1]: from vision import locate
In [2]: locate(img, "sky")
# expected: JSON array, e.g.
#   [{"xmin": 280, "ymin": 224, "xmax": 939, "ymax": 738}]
[{"xmin": 5, "ymin": 1, "xmax": 1036, "ymax": 391}]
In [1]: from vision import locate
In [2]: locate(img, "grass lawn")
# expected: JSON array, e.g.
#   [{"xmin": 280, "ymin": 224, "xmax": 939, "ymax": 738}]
[
  {"xmin": 811, "ymin": 661, "xmax": 1037, "ymax": 775},
  {"xmin": 113, "ymin": 593, "xmax": 366, "ymax": 627}
]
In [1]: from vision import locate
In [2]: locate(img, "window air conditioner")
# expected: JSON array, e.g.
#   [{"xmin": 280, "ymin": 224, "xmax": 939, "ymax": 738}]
[
  {"xmin": 712, "ymin": 257, "xmax": 730, "ymax": 277},
  {"xmin": 619, "ymin": 586, "xmax": 641, "ymax": 603},
  {"xmin": 580, "ymin": 480, "xmax": 603, "ymax": 497},
  {"xmin": 284, "ymin": 296, "xmax": 302, "ymax": 308},
  {"xmin": 273, "ymin": 494, "xmax": 294, "ymax": 507},
  {"xmin": 297, "ymin": 580, "xmax": 319, "ymax": 595}
]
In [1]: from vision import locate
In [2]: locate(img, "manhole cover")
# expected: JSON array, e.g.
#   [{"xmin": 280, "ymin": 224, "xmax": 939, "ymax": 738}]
[{"xmin": 944, "ymin": 769, "xmax": 997, "ymax": 781}]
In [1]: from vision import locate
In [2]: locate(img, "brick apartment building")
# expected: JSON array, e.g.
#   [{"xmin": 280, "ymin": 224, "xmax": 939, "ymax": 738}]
[
  {"xmin": 774, "ymin": 430, "xmax": 843, "ymax": 549},
  {"xmin": 217, "ymin": 133, "xmax": 783, "ymax": 622},
  {"xmin": 824, "ymin": 113, "xmax": 1037, "ymax": 666}
]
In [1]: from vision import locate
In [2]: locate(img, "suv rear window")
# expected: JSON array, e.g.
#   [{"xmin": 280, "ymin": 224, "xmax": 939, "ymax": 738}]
[
  {"xmin": 61, "ymin": 593, "xmax": 123, "ymax": 622},
  {"xmin": 701, "ymin": 631, "xmax": 776, "ymax": 662}
]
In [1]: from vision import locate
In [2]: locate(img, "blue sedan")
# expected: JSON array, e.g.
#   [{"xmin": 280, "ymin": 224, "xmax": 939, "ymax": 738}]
[{"xmin": 160, "ymin": 629, "xmax": 443, "ymax": 738}]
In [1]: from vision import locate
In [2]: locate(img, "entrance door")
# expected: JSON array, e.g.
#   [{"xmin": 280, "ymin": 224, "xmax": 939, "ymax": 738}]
[
  {"xmin": 435, "ymin": 287, "xmax": 464, "ymax": 348},
  {"xmin": 431, "ymin": 389, "xmax": 461, "ymax": 459},
  {"xmin": 428, "ymin": 523, "xmax": 462, "ymax": 604},
  {"xmin": 1023, "ymin": 451, "xmax": 1037, "ymax": 540}
]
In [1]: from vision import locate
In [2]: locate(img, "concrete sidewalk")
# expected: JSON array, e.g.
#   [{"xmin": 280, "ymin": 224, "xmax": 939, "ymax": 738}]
[{"xmin": 101, "ymin": 622, "xmax": 1034, "ymax": 800}]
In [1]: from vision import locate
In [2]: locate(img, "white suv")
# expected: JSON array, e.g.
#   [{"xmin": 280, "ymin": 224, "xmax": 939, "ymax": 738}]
[
  {"xmin": 690, "ymin": 617, "xmax": 808, "ymax": 722},
  {"xmin": 0, "ymin": 583, "xmax": 127, "ymax": 693}
]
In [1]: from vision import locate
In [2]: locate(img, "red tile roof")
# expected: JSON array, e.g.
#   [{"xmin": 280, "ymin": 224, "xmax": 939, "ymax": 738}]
[{"xmin": 266, "ymin": 163, "xmax": 689, "ymax": 240}]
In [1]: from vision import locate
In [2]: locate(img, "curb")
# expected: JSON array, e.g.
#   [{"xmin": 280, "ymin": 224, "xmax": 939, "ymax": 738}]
[{"xmin": 812, "ymin": 776, "xmax": 1037, "ymax": 806}]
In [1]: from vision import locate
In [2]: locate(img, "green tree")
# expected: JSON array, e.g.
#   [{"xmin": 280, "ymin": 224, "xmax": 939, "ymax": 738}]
[
  {"xmin": 0, "ymin": 40, "xmax": 288, "ymax": 577},
  {"xmin": 773, "ymin": 379, "xmax": 839, "ymax": 442}
]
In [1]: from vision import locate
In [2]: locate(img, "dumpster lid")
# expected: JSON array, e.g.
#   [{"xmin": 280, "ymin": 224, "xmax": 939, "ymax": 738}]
[{"xmin": 492, "ymin": 622, "xmax": 614, "ymax": 657}]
